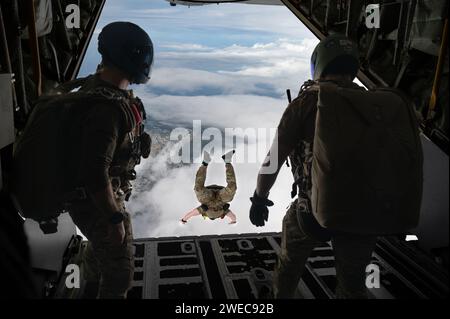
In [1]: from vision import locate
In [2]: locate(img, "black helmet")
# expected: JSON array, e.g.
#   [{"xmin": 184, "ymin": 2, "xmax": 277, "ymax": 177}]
[
  {"xmin": 98, "ymin": 21, "xmax": 154, "ymax": 84},
  {"xmin": 310, "ymin": 34, "xmax": 359, "ymax": 81}
]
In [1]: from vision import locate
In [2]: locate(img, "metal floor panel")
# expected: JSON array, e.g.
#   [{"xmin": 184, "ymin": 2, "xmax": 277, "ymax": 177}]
[{"xmin": 126, "ymin": 233, "xmax": 449, "ymax": 299}]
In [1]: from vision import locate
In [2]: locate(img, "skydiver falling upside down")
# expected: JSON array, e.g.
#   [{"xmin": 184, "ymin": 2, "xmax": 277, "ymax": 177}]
[{"xmin": 181, "ymin": 150, "xmax": 237, "ymax": 224}]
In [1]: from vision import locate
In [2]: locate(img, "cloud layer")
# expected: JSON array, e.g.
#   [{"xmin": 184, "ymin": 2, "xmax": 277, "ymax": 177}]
[{"xmin": 147, "ymin": 38, "xmax": 318, "ymax": 98}]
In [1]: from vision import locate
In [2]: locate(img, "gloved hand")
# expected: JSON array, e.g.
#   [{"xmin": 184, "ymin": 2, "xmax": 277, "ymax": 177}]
[
  {"xmin": 140, "ymin": 132, "xmax": 152, "ymax": 158},
  {"xmin": 249, "ymin": 191, "xmax": 274, "ymax": 227}
]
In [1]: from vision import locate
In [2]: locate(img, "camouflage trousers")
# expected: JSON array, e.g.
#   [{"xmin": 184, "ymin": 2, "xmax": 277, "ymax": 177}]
[
  {"xmin": 68, "ymin": 200, "xmax": 134, "ymax": 299},
  {"xmin": 273, "ymin": 201, "xmax": 377, "ymax": 299},
  {"xmin": 194, "ymin": 163, "xmax": 237, "ymax": 219}
]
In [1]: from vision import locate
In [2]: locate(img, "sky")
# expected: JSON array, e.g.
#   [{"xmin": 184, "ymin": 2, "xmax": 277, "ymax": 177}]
[{"xmin": 79, "ymin": 0, "xmax": 318, "ymax": 238}]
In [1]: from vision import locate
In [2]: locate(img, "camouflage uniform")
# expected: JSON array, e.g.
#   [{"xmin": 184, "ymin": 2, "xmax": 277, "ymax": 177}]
[
  {"xmin": 62, "ymin": 75, "xmax": 149, "ymax": 298},
  {"xmin": 273, "ymin": 199, "xmax": 377, "ymax": 298},
  {"xmin": 194, "ymin": 164, "xmax": 236, "ymax": 220},
  {"xmin": 273, "ymin": 80, "xmax": 377, "ymax": 299},
  {"xmin": 69, "ymin": 201, "xmax": 134, "ymax": 299}
]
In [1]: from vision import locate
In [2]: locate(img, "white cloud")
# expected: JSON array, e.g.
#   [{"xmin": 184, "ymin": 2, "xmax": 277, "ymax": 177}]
[
  {"xmin": 160, "ymin": 43, "xmax": 213, "ymax": 51},
  {"xmin": 159, "ymin": 38, "xmax": 317, "ymax": 61},
  {"xmin": 136, "ymin": 92, "xmax": 285, "ymax": 129},
  {"xmin": 146, "ymin": 38, "xmax": 318, "ymax": 98},
  {"xmin": 150, "ymin": 68, "xmax": 240, "ymax": 93}
]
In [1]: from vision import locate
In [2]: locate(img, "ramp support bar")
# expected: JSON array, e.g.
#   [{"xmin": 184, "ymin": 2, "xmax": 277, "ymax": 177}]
[
  {"xmin": 427, "ymin": 19, "xmax": 448, "ymax": 120},
  {"xmin": 26, "ymin": 0, "xmax": 42, "ymax": 97}
]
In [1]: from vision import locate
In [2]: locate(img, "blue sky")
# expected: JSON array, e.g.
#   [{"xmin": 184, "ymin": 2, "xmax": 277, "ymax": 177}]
[
  {"xmin": 80, "ymin": 0, "xmax": 313, "ymax": 74},
  {"xmin": 79, "ymin": 0, "xmax": 318, "ymax": 238}
]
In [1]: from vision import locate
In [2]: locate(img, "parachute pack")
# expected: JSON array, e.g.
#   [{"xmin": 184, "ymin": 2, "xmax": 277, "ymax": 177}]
[
  {"xmin": 311, "ymin": 82, "xmax": 424, "ymax": 235},
  {"xmin": 11, "ymin": 77, "xmax": 141, "ymax": 227}
]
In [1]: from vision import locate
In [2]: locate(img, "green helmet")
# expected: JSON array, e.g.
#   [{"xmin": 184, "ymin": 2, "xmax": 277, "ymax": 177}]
[{"xmin": 310, "ymin": 34, "xmax": 360, "ymax": 80}]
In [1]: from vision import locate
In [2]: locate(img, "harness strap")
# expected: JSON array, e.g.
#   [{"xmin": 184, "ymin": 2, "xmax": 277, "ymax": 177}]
[{"xmin": 53, "ymin": 75, "xmax": 92, "ymax": 94}]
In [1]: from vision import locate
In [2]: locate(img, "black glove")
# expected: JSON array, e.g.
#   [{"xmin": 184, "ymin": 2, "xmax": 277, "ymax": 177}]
[
  {"xmin": 140, "ymin": 132, "xmax": 152, "ymax": 158},
  {"xmin": 249, "ymin": 191, "xmax": 274, "ymax": 227}
]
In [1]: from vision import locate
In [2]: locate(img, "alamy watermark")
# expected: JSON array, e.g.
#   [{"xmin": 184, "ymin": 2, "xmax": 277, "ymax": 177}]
[
  {"xmin": 366, "ymin": 263, "xmax": 381, "ymax": 289},
  {"xmin": 63, "ymin": 262, "xmax": 382, "ymax": 290},
  {"xmin": 65, "ymin": 4, "xmax": 80, "ymax": 29},
  {"xmin": 169, "ymin": 120, "xmax": 279, "ymax": 174},
  {"xmin": 365, "ymin": 4, "xmax": 380, "ymax": 29},
  {"xmin": 64, "ymin": 4, "xmax": 380, "ymax": 32},
  {"xmin": 65, "ymin": 264, "xmax": 80, "ymax": 289}
]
